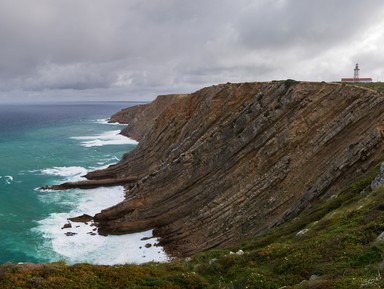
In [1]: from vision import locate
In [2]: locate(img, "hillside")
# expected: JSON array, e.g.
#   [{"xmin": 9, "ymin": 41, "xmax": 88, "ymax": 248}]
[{"xmin": 45, "ymin": 80, "xmax": 384, "ymax": 259}]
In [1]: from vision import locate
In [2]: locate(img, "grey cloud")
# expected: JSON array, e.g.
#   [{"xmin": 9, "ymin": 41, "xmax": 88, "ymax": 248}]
[
  {"xmin": 25, "ymin": 62, "xmax": 115, "ymax": 90},
  {"xmin": 0, "ymin": 0, "xmax": 384, "ymax": 101},
  {"xmin": 236, "ymin": 0, "xmax": 384, "ymax": 51}
]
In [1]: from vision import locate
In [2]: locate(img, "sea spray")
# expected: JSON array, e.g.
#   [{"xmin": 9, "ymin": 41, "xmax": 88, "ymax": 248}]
[
  {"xmin": 38, "ymin": 166, "xmax": 88, "ymax": 181},
  {"xmin": 32, "ymin": 119, "xmax": 166, "ymax": 264},
  {"xmin": 34, "ymin": 186, "xmax": 167, "ymax": 265},
  {"xmin": 70, "ymin": 130, "xmax": 138, "ymax": 147}
]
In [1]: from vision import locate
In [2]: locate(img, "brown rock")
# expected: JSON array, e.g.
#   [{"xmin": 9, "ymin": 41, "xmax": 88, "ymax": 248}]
[
  {"xmin": 39, "ymin": 178, "xmax": 136, "ymax": 191},
  {"xmin": 68, "ymin": 214, "xmax": 93, "ymax": 223},
  {"xmin": 141, "ymin": 236, "xmax": 153, "ymax": 241},
  {"xmin": 61, "ymin": 223, "xmax": 72, "ymax": 229},
  {"xmin": 109, "ymin": 94, "xmax": 187, "ymax": 140},
  {"xmin": 48, "ymin": 81, "xmax": 384, "ymax": 257}
]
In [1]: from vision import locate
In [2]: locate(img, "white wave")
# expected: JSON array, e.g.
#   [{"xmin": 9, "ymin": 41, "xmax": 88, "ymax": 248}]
[
  {"xmin": 93, "ymin": 155, "xmax": 121, "ymax": 166},
  {"xmin": 88, "ymin": 156, "xmax": 121, "ymax": 171},
  {"xmin": 94, "ymin": 119, "xmax": 126, "ymax": 126},
  {"xmin": 39, "ymin": 166, "xmax": 88, "ymax": 181},
  {"xmin": 1, "ymin": 175, "xmax": 13, "ymax": 185},
  {"xmin": 33, "ymin": 186, "xmax": 168, "ymax": 265},
  {"xmin": 88, "ymin": 163, "xmax": 115, "ymax": 171},
  {"xmin": 71, "ymin": 130, "xmax": 137, "ymax": 147},
  {"xmin": 95, "ymin": 118, "xmax": 109, "ymax": 124},
  {"xmin": 33, "ymin": 158, "xmax": 121, "ymax": 189}
]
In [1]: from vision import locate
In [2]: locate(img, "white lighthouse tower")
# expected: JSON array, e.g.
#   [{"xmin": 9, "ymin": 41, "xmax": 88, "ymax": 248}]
[{"xmin": 353, "ymin": 63, "xmax": 360, "ymax": 82}]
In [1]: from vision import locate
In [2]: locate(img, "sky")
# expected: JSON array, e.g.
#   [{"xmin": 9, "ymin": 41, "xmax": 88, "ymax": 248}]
[{"xmin": 1, "ymin": 0, "xmax": 384, "ymax": 102}]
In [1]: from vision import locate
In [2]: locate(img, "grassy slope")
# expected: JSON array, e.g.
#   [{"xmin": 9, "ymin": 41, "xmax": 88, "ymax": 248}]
[
  {"xmin": 1, "ymin": 165, "xmax": 384, "ymax": 288},
  {"xmin": 342, "ymin": 82, "xmax": 384, "ymax": 93}
]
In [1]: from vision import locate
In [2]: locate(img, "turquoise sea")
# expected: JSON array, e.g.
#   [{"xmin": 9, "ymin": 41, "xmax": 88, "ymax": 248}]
[{"xmin": 0, "ymin": 102, "xmax": 167, "ymax": 265}]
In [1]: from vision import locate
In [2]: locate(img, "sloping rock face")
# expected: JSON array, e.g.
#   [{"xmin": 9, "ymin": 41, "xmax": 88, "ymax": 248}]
[
  {"xmin": 81, "ymin": 94, "xmax": 188, "ymax": 183},
  {"xmin": 109, "ymin": 94, "xmax": 187, "ymax": 140},
  {"xmin": 87, "ymin": 81, "xmax": 384, "ymax": 256}
]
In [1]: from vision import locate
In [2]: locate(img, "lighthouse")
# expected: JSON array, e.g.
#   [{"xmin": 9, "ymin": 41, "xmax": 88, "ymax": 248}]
[
  {"xmin": 353, "ymin": 63, "xmax": 360, "ymax": 82},
  {"xmin": 341, "ymin": 63, "xmax": 372, "ymax": 83}
]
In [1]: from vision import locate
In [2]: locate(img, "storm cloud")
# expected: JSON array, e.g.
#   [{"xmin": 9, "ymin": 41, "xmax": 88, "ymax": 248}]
[{"xmin": 0, "ymin": 0, "xmax": 384, "ymax": 101}]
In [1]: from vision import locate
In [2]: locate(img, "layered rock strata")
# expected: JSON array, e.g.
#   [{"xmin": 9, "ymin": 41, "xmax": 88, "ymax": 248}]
[
  {"xmin": 55, "ymin": 81, "xmax": 384, "ymax": 257},
  {"xmin": 109, "ymin": 94, "xmax": 187, "ymax": 140}
]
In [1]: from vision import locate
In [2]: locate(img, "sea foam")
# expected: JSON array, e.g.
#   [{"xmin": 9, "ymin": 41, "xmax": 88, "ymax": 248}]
[
  {"xmin": 0, "ymin": 175, "xmax": 13, "ymax": 185},
  {"xmin": 33, "ymin": 160, "xmax": 167, "ymax": 264},
  {"xmin": 39, "ymin": 166, "xmax": 88, "ymax": 180},
  {"xmin": 94, "ymin": 118, "xmax": 125, "ymax": 125},
  {"xmin": 34, "ymin": 186, "xmax": 168, "ymax": 265},
  {"xmin": 70, "ymin": 130, "xmax": 137, "ymax": 147},
  {"xmin": 31, "ymin": 120, "xmax": 166, "ymax": 264}
]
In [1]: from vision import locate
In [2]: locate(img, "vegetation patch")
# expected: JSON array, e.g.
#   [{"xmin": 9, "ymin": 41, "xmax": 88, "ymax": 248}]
[{"xmin": 342, "ymin": 82, "xmax": 384, "ymax": 93}]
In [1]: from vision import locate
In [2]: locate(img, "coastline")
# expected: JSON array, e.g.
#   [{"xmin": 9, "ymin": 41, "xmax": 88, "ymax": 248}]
[
  {"xmin": 34, "ymin": 119, "xmax": 169, "ymax": 265},
  {"xmin": 0, "ymin": 102, "xmax": 169, "ymax": 265}
]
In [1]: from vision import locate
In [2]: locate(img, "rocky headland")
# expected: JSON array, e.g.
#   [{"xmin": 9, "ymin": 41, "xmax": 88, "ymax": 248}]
[{"xmin": 47, "ymin": 80, "xmax": 384, "ymax": 257}]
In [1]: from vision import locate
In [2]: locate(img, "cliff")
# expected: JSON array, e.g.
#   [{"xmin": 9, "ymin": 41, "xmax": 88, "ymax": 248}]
[
  {"xmin": 53, "ymin": 80, "xmax": 384, "ymax": 257},
  {"xmin": 109, "ymin": 94, "xmax": 187, "ymax": 140}
]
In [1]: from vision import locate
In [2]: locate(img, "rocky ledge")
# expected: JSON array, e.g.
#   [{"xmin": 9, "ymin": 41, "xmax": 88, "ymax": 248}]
[{"xmin": 48, "ymin": 80, "xmax": 384, "ymax": 257}]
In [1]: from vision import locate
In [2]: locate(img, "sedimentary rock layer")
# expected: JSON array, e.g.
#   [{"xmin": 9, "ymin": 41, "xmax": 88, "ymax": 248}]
[
  {"xmin": 109, "ymin": 94, "xmax": 187, "ymax": 140},
  {"xmin": 63, "ymin": 81, "xmax": 384, "ymax": 256}
]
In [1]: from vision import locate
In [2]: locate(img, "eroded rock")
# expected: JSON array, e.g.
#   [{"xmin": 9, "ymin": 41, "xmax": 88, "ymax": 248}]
[
  {"xmin": 48, "ymin": 81, "xmax": 384, "ymax": 257},
  {"xmin": 61, "ymin": 223, "xmax": 72, "ymax": 229},
  {"xmin": 68, "ymin": 214, "xmax": 93, "ymax": 223}
]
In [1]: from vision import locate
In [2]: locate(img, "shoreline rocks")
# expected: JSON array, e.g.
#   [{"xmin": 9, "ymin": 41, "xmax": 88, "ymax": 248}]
[{"xmin": 68, "ymin": 214, "xmax": 93, "ymax": 223}]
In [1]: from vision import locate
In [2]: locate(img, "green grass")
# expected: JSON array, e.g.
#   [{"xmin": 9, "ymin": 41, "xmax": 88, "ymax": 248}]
[
  {"xmin": 2, "ymin": 165, "xmax": 384, "ymax": 288},
  {"xmin": 341, "ymin": 82, "xmax": 384, "ymax": 93}
]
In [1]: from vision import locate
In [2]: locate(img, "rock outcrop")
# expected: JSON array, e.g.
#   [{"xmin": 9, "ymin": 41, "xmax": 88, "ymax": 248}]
[
  {"xmin": 54, "ymin": 81, "xmax": 384, "ymax": 257},
  {"xmin": 109, "ymin": 94, "xmax": 187, "ymax": 140}
]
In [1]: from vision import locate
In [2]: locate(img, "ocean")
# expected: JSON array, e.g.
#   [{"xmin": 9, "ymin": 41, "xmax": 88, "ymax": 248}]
[{"xmin": 0, "ymin": 102, "xmax": 167, "ymax": 265}]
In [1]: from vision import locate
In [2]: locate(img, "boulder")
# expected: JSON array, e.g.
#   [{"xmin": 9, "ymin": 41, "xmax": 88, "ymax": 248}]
[{"xmin": 68, "ymin": 214, "xmax": 93, "ymax": 223}]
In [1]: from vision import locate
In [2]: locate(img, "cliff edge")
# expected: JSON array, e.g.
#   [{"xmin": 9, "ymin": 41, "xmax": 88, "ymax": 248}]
[
  {"xmin": 60, "ymin": 81, "xmax": 384, "ymax": 257},
  {"xmin": 109, "ymin": 94, "xmax": 187, "ymax": 140}
]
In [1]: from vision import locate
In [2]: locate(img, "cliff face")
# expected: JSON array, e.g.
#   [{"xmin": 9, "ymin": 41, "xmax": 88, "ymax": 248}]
[
  {"xmin": 83, "ymin": 81, "xmax": 384, "ymax": 256},
  {"xmin": 109, "ymin": 94, "xmax": 187, "ymax": 140}
]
